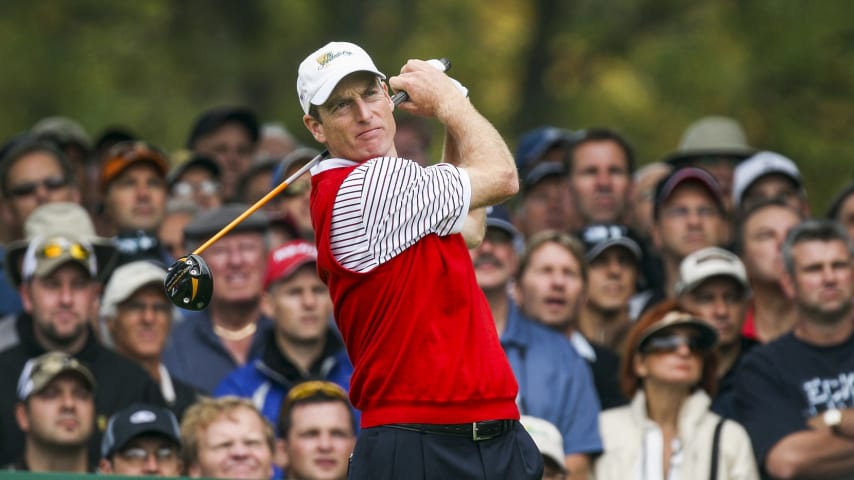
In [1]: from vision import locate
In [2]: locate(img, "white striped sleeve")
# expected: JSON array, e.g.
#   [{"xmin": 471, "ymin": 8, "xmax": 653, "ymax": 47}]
[{"xmin": 329, "ymin": 157, "xmax": 471, "ymax": 272}]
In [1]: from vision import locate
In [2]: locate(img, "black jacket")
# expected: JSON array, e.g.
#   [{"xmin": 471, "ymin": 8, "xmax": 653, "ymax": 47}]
[{"xmin": 0, "ymin": 313, "xmax": 165, "ymax": 466}]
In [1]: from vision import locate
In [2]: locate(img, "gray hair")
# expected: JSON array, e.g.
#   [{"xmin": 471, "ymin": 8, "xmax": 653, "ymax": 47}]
[{"xmin": 782, "ymin": 219, "xmax": 854, "ymax": 276}]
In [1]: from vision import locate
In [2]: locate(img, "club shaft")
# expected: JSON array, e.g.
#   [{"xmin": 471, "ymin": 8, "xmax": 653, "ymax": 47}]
[{"xmin": 190, "ymin": 58, "xmax": 450, "ymax": 256}]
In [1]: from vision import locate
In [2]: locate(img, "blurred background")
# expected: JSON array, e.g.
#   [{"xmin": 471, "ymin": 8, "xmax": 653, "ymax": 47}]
[{"xmin": 0, "ymin": 0, "xmax": 851, "ymax": 210}]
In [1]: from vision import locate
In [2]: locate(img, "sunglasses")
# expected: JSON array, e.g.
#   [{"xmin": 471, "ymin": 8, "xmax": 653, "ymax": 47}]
[
  {"xmin": 8, "ymin": 176, "xmax": 69, "ymax": 198},
  {"xmin": 640, "ymin": 333, "xmax": 710, "ymax": 355},
  {"xmin": 118, "ymin": 446, "xmax": 179, "ymax": 465},
  {"xmin": 283, "ymin": 380, "xmax": 348, "ymax": 410},
  {"xmin": 38, "ymin": 238, "xmax": 92, "ymax": 262},
  {"xmin": 172, "ymin": 179, "xmax": 219, "ymax": 197}
]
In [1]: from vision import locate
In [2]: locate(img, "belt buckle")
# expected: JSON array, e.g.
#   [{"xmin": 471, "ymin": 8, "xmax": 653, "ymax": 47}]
[{"xmin": 472, "ymin": 421, "xmax": 492, "ymax": 441}]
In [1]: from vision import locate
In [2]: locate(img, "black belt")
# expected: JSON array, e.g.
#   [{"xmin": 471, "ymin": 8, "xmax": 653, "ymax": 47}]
[{"xmin": 387, "ymin": 420, "xmax": 515, "ymax": 441}]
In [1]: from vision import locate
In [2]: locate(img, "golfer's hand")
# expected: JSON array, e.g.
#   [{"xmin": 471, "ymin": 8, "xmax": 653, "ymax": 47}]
[{"xmin": 389, "ymin": 59, "xmax": 468, "ymax": 121}]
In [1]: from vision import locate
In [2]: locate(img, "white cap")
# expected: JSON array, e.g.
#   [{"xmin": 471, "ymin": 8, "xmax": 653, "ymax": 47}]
[
  {"xmin": 675, "ymin": 247, "xmax": 749, "ymax": 296},
  {"xmin": 732, "ymin": 151, "xmax": 802, "ymax": 208},
  {"xmin": 100, "ymin": 261, "xmax": 167, "ymax": 318},
  {"xmin": 520, "ymin": 415, "xmax": 567, "ymax": 473},
  {"xmin": 297, "ymin": 41, "xmax": 386, "ymax": 115}
]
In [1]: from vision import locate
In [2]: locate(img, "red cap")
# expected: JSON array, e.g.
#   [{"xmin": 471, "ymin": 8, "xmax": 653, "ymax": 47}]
[{"xmin": 263, "ymin": 240, "xmax": 317, "ymax": 289}]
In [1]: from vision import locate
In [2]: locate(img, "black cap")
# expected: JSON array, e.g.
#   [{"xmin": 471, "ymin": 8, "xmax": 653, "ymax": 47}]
[
  {"xmin": 576, "ymin": 224, "xmax": 641, "ymax": 263},
  {"xmin": 485, "ymin": 205, "xmax": 524, "ymax": 251},
  {"xmin": 101, "ymin": 404, "xmax": 181, "ymax": 458},
  {"xmin": 653, "ymin": 167, "xmax": 724, "ymax": 220},
  {"xmin": 186, "ymin": 106, "xmax": 260, "ymax": 149},
  {"xmin": 167, "ymin": 153, "xmax": 221, "ymax": 188},
  {"xmin": 522, "ymin": 162, "xmax": 567, "ymax": 194},
  {"xmin": 183, "ymin": 203, "xmax": 269, "ymax": 243}
]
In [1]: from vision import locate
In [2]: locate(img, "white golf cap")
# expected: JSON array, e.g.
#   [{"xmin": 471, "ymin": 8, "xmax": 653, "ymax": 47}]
[
  {"xmin": 100, "ymin": 261, "xmax": 167, "ymax": 318},
  {"xmin": 732, "ymin": 150, "xmax": 803, "ymax": 208},
  {"xmin": 675, "ymin": 247, "xmax": 749, "ymax": 296},
  {"xmin": 520, "ymin": 415, "xmax": 567, "ymax": 473},
  {"xmin": 297, "ymin": 41, "xmax": 386, "ymax": 115}
]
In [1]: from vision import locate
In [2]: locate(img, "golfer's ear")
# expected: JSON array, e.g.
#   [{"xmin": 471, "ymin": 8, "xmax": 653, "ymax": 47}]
[{"xmin": 303, "ymin": 114, "xmax": 326, "ymax": 145}]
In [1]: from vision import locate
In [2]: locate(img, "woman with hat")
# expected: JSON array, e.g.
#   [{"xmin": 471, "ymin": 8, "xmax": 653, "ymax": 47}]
[{"xmin": 593, "ymin": 299, "xmax": 757, "ymax": 480}]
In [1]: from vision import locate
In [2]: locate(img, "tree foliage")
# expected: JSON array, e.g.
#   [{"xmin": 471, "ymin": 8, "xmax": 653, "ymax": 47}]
[{"xmin": 0, "ymin": 0, "xmax": 851, "ymax": 210}]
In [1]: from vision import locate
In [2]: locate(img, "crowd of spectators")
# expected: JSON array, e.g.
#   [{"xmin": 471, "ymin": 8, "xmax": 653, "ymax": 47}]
[{"xmin": 1, "ymin": 107, "xmax": 854, "ymax": 480}]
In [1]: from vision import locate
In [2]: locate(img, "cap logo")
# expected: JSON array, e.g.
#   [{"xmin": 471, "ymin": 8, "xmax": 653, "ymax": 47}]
[
  {"xmin": 129, "ymin": 410, "xmax": 157, "ymax": 424},
  {"xmin": 273, "ymin": 242, "xmax": 317, "ymax": 263},
  {"xmin": 316, "ymin": 50, "xmax": 352, "ymax": 70}
]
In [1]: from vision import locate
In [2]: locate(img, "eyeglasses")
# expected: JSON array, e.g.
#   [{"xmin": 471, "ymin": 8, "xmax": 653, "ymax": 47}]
[
  {"xmin": 38, "ymin": 238, "xmax": 92, "ymax": 262},
  {"xmin": 8, "ymin": 176, "xmax": 69, "ymax": 198},
  {"xmin": 172, "ymin": 180, "xmax": 220, "ymax": 197},
  {"xmin": 284, "ymin": 381, "xmax": 348, "ymax": 410},
  {"xmin": 640, "ymin": 333, "xmax": 710, "ymax": 355},
  {"xmin": 118, "ymin": 446, "xmax": 179, "ymax": 465}
]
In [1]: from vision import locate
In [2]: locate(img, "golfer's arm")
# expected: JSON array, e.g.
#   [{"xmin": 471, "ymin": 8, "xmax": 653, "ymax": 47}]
[
  {"xmin": 440, "ymin": 126, "xmax": 488, "ymax": 247},
  {"xmin": 439, "ymin": 100, "xmax": 518, "ymax": 209},
  {"xmin": 766, "ymin": 430, "xmax": 854, "ymax": 479}
]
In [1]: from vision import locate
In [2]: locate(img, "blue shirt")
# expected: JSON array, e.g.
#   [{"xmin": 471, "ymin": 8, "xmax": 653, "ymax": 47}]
[
  {"xmin": 501, "ymin": 301, "xmax": 603, "ymax": 456},
  {"xmin": 162, "ymin": 310, "xmax": 273, "ymax": 394},
  {"xmin": 0, "ymin": 246, "xmax": 22, "ymax": 317}
]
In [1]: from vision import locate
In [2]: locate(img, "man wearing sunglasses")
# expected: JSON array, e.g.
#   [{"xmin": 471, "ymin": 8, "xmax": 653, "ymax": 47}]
[{"xmin": 0, "ymin": 202, "xmax": 164, "ymax": 467}]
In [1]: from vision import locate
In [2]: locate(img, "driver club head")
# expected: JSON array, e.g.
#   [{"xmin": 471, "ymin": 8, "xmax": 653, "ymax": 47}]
[{"xmin": 165, "ymin": 254, "xmax": 213, "ymax": 311}]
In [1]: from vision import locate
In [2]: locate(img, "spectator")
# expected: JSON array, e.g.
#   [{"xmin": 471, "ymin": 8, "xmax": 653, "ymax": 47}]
[
  {"xmin": 664, "ymin": 115, "xmax": 755, "ymax": 215},
  {"xmin": 629, "ymin": 162, "xmax": 672, "ymax": 241},
  {"xmin": 0, "ymin": 202, "xmax": 164, "ymax": 466},
  {"xmin": 676, "ymin": 247, "xmax": 755, "ymax": 418},
  {"xmin": 735, "ymin": 199, "xmax": 804, "ymax": 342},
  {"xmin": 236, "ymin": 159, "xmax": 278, "ymax": 208},
  {"xmin": 267, "ymin": 148, "xmax": 320, "ymax": 243},
  {"xmin": 735, "ymin": 220, "xmax": 854, "ymax": 479},
  {"xmin": 0, "ymin": 136, "xmax": 81, "ymax": 242},
  {"xmin": 595, "ymin": 300, "xmax": 758, "ymax": 480},
  {"xmin": 394, "ymin": 114, "xmax": 434, "ymax": 167},
  {"xmin": 167, "ymin": 153, "xmax": 223, "ymax": 211},
  {"xmin": 181, "ymin": 396, "xmax": 275, "ymax": 479},
  {"xmin": 733, "ymin": 150, "xmax": 809, "ymax": 217},
  {"xmin": 519, "ymin": 415, "xmax": 569, "ymax": 480},
  {"xmin": 186, "ymin": 106, "xmax": 260, "ymax": 201},
  {"xmin": 827, "ymin": 182, "xmax": 854, "ymax": 242},
  {"xmin": 576, "ymin": 224, "xmax": 641, "ymax": 352},
  {"xmin": 8, "ymin": 352, "xmax": 96, "ymax": 473},
  {"xmin": 649, "ymin": 167, "xmax": 728, "ymax": 301},
  {"xmin": 99, "ymin": 403, "xmax": 183, "ymax": 477},
  {"xmin": 31, "ymin": 116, "xmax": 96, "ymax": 218},
  {"xmin": 512, "ymin": 126, "xmax": 577, "ymax": 236},
  {"xmin": 566, "ymin": 127, "xmax": 634, "ymax": 226},
  {"xmin": 101, "ymin": 261, "xmax": 201, "ymax": 418},
  {"xmin": 514, "ymin": 162, "xmax": 574, "ymax": 238},
  {"xmin": 515, "ymin": 230, "xmax": 625, "ymax": 412},
  {"xmin": 276, "ymin": 381, "xmax": 355, "ymax": 480},
  {"xmin": 470, "ymin": 208, "xmax": 603, "ymax": 477},
  {"xmin": 100, "ymin": 140, "xmax": 171, "ymax": 265},
  {"xmin": 158, "ymin": 197, "xmax": 199, "ymax": 262},
  {"xmin": 256, "ymin": 123, "xmax": 298, "ymax": 163},
  {"xmin": 215, "ymin": 240, "xmax": 352, "ymax": 428},
  {"xmin": 163, "ymin": 204, "xmax": 273, "ymax": 393}
]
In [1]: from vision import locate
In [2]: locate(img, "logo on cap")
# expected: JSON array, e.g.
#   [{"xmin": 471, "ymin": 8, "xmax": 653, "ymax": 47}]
[
  {"xmin": 129, "ymin": 410, "xmax": 157, "ymax": 424},
  {"xmin": 316, "ymin": 50, "xmax": 352, "ymax": 69}
]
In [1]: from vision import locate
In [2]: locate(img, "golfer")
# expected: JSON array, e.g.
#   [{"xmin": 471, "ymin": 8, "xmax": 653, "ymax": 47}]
[{"xmin": 298, "ymin": 41, "xmax": 543, "ymax": 479}]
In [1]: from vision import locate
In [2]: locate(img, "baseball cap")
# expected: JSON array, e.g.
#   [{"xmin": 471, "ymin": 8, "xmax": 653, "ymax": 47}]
[
  {"xmin": 674, "ymin": 247, "xmax": 749, "ymax": 297},
  {"xmin": 167, "ymin": 153, "xmax": 221, "ymax": 188},
  {"xmin": 264, "ymin": 240, "xmax": 317, "ymax": 289},
  {"xmin": 100, "ymin": 261, "xmax": 168, "ymax": 318},
  {"xmin": 514, "ymin": 126, "xmax": 573, "ymax": 174},
  {"xmin": 183, "ymin": 203, "xmax": 270, "ymax": 245},
  {"xmin": 664, "ymin": 116, "xmax": 755, "ymax": 166},
  {"xmin": 522, "ymin": 162, "xmax": 567, "ymax": 194},
  {"xmin": 297, "ymin": 41, "xmax": 386, "ymax": 115},
  {"xmin": 186, "ymin": 106, "xmax": 260, "ymax": 149},
  {"xmin": 653, "ymin": 167, "xmax": 724, "ymax": 219},
  {"xmin": 635, "ymin": 310, "xmax": 718, "ymax": 353},
  {"xmin": 100, "ymin": 140, "xmax": 169, "ymax": 193},
  {"xmin": 485, "ymin": 205, "xmax": 524, "ymax": 252},
  {"xmin": 4, "ymin": 202, "xmax": 116, "ymax": 288},
  {"xmin": 732, "ymin": 151, "xmax": 803, "ymax": 209},
  {"xmin": 31, "ymin": 116, "xmax": 92, "ymax": 151},
  {"xmin": 520, "ymin": 415, "xmax": 567, "ymax": 473},
  {"xmin": 577, "ymin": 224, "xmax": 641, "ymax": 263},
  {"xmin": 101, "ymin": 404, "xmax": 181, "ymax": 458},
  {"xmin": 17, "ymin": 352, "xmax": 96, "ymax": 401},
  {"xmin": 271, "ymin": 147, "xmax": 321, "ymax": 188}
]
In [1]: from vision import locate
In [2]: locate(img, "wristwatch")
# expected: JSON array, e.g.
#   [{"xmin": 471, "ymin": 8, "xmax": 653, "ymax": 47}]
[{"xmin": 823, "ymin": 408, "xmax": 843, "ymax": 433}]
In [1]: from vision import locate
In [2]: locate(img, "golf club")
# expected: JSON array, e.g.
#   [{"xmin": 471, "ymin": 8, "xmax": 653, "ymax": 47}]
[{"xmin": 165, "ymin": 58, "xmax": 451, "ymax": 310}]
